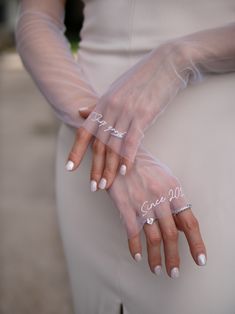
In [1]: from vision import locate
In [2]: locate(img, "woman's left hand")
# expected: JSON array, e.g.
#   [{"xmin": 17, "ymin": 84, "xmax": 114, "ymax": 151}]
[
  {"xmin": 107, "ymin": 144, "xmax": 207, "ymax": 277},
  {"xmin": 66, "ymin": 106, "xmax": 128, "ymax": 190},
  {"xmin": 66, "ymin": 40, "xmax": 191, "ymax": 189}
]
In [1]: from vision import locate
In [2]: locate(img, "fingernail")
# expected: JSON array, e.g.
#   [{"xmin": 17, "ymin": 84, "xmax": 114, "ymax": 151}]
[
  {"xmin": 197, "ymin": 253, "xmax": 207, "ymax": 266},
  {"xmin": 171, "ymin": 267, "xmax": 180, "ymax": 279},
  {"xmin": 119, "ymin": 164, "xmax": 127, "ymax": 176},
  {"xmin": 134, "ymin": 253, "xmax": 142, "ymax": 262},
  {"xmin": 98, "ymin": 178, "xmax": 107, "ymax": 189},
  {"xmin": 65, "ymin": 160, "xmax": 74, "ymax": 171},
  {"xmin": 154, "ymin": 265, "xmax": 162, "ymax": 276},
  {"xmin": 78, "ymin": 107, "xmax": 88, "ymax": 112},
  {"xmin": 90, "ymin": 180, "xmax": 97, "ymax": 192}
]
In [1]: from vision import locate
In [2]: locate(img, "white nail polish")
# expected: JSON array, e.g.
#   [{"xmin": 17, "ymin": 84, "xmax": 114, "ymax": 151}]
[
  {"xmin": 79, "ymin": 107, "xmax": 88, "ymax": 112},
  {"xmin": 197, "ymin": 254, "xmax": 207, "ymax": 266},
  {"xmin": 134, "ymin": 253, "xmax": 142, "ymax": 262},
  {"xmin": 66, "ymin": 160, "xmax": 74, "ymax": 171},
  {"xmin": 90, "ymin": 180, "xmax": 97, "ymax": 192},
  {"xmin": 171, "ymin": 267, "xmax": 180, "ymax": 279},
  {"xmin": 119, "ymin": 164, "xmax": 127, "ymax": 176},
  {"xmin": 98, "ymin": 178, "xmax": 107, "ymax": 189},
  {"xmin": 154, "ymin": 265, "xmax": 162, "ymax": 276}
]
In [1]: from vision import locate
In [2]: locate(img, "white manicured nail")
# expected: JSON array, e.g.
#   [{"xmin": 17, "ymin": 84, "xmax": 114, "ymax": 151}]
[
  {"xmin": 98, "ymin": 178, "xmax": 107, "ymax": 189},
  {"xmin": 134, "ymin": 253, "xmax": 142, "ymax": 262},
  {"xmin": 197, "ymin": 254, "xmax": 207, "ymax": 266},
  {"xmin": 78, "ymin": 107, "xmax": 88, "ymax": 112},
  {"xmin": 171, "ymin": 267, "xmax": 180, "ymax": 279},
  {"xmin": 119, "ymin": 164, "xmax": 127, "ymax": 176},
  {"xmin": 65, "ymin": 160, "xmax": 74, "ymax": 171},
  {"xmin": 154, "ymin": 265, "xmax": 162, "ymax": 276},
  {"xmin": 90, "ymin": 180, "xmax": 97, "ymax": 192}
]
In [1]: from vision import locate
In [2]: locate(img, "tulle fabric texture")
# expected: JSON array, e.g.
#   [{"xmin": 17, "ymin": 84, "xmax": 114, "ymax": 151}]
[
  {"xmin": 108, "ymin": 145, "xmax": 189, "ymax": 238},
  {"xmin": 81, "ymin": 23, "xmax": 235, "ymax": 161},
  {"xmin": 15, "ymin": 1, "xmax": 235, "ymax": 238},
  {"xmin": 15, "ymin": 0, "xmax": 98, "ymax": 129}
]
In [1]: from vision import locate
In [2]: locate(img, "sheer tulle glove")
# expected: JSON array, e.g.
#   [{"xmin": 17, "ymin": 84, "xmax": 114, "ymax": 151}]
[
  {"xmin": 108, "ymin": 145, "xmax": 188, "ymax": 238},
  {"xmin": 80, "ymin": 22, "xmax": 235, "ymax": 164},
  {"xmin": 108, "ymin": 145, "xmax": 207, "ymax": 277},
  {"xmin": 67, "ymin": 105, "xmax": 207, "ymax": 277},
  {"xmin": 15, "ymin": 0, "xmax": 98, "ymax": 129}
]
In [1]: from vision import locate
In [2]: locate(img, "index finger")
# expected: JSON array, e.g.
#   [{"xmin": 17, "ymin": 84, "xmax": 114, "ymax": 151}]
[{"xmin": 66, "ymin": 127, "xmax": 93, "ymax": 171}]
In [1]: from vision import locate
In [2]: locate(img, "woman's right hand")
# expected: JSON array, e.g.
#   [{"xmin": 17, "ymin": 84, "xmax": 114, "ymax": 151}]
[{"xmin": 108, "ymin": 146, "xmax": 207, "ymax": 278}]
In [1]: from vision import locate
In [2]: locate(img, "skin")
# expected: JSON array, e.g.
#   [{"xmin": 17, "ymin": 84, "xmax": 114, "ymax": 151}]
[
  {"xmin": 58, "ymin": 0, "xmax": 207, "ymax": 277},
  {"xmin": 68, "ymin": 106, "xmax": 207, "ymax": 277}
]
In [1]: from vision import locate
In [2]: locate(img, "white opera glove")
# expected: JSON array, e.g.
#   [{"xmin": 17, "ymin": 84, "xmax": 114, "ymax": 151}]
[
  {"xmin": 82, "ymin": 23, "xmax": 235, "ymax": 162},
  {"xmin": 15, "ymin": 0, "xmax": 98, "ymax": 129},
  {"xmin": 108, "ymin": 145, "xmax": 189, "ymax": 238}
]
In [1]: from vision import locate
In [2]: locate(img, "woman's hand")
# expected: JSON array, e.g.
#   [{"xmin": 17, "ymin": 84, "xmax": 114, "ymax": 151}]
[
  {"xmin": 66, "ymin": 23, "xmax": 235, "ymax": 189},
  {"xmin": 66, "ymin": 40, "xmax": 193, "ymax": 187},
  {"xmin": 108, "ymin": 146, "xmax": 207, "ymax": 278},
  {"xmin": 66, "ymin": 41, "xmax": 189, "ymax": 188},
  {"xmin": 67, "ymin": 108, "xmax": 207, "ymax": 277},
  {"xmin": 67, "ymin": 106, "xmax": 132, "ymax": 190}
]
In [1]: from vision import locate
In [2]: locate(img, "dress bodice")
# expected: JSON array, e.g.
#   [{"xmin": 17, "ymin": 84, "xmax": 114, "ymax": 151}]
[{"xmin": 78, "ymin": 0, "xmax": 235, "ymax": 93}]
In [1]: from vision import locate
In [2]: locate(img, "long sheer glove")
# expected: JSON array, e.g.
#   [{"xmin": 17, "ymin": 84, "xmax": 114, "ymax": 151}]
[
  {"xmin": 82, "ymin": 22, "xmax": 235, "ymax": 162},
  {"xmin": 108, "ymin": 145, "xmax": 189, "ymax": 239},
  {"xmin": 15, "ymin": 0, "xmax": 98, "ymax": 129}
]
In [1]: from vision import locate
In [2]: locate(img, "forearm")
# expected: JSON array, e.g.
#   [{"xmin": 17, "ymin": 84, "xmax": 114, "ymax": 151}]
[
  {"xmin": 172, "ymin": 22, "xmax": 235, "ymax": 83},
  {"xmin": 15, "ymin": 0, "xmax": 97, "ymax": 128}
]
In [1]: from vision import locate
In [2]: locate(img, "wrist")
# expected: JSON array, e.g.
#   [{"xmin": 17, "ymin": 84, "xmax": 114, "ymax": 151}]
[{"xmin": 164, "ymin": 39, "xmax": 203, "ymax": 84}]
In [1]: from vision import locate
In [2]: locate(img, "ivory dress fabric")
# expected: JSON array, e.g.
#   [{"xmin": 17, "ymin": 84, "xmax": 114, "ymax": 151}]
[{"xmin": 56, "ymin": 1, "xmax": 235, "ymax": 313}]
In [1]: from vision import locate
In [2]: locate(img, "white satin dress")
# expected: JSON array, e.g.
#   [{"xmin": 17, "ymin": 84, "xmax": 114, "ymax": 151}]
[{"xmin": 56, "ymin": 1, "xmax": 235, "ymax": 313}]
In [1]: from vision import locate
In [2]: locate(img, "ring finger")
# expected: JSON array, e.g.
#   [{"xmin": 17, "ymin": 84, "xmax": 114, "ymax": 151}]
[
  {"xmin": 143, "ymin": 220, "xmax": 162, "ymax": 276},
  {"xmin": 157, "ymin": 204, "xmax": 180, "ymax": 279}
]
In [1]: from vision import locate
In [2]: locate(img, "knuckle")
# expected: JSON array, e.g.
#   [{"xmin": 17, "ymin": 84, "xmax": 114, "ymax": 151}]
[
  {"xmin": 147, "ymin": 234, "xmax": 161, "ymax": 247},
  {"xmin": 106, "ymin": 94, "xmax": 120, "ymax": 110},
  {"xmin": 103, "ymin": 167, "xmax": 115, "ymax": 180},
  {"xmin": 90, "ymin": 169, "xmax": 101, "ymax": 180},
  {"xmin": 193, "ymin": 242, "xmax": 205, "ymax": 253},
  {"xmin": 150, "ymin": 182, "xmax": 164, "ymax": 195},
  {"xmin": 106, "ymin": 145, "xmax": 114, "ymax": 155},
  {"xmin": 183, "ymin": 216, "xmax": 199, "ymax": 232},
  {"xmin": 124, "ymin": 136, "xmax": 135, "ymax": 148},
  {"xmin": 167, "ymin": 256, "xmax": 180, "ymax": 268},
  {"xmin": 92, "ymin": 140, "xmax": 105, "ymax": 154},
  {"xmin": 162, "ymin": 227, "xmax": 178, "ymax": 242}
]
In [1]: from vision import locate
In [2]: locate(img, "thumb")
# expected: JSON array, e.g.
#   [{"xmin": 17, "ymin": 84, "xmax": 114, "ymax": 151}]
[{"xmin": 78, "ymin": 105, "xmax": 96, "ymax": 119}]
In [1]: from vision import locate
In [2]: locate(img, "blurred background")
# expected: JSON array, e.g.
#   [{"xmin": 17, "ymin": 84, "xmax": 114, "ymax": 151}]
[{"xmin": 0, "ymin": 1, "xmax": 84, "ymax": 313}]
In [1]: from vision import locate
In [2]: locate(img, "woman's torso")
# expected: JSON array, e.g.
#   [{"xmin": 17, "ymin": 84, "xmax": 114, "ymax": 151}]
[{"xmin": 56, "ymin": 2, "xmax": 235, "ymax": 313}]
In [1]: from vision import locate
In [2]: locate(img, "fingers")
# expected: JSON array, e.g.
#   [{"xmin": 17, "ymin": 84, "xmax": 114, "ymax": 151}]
[
  {"xmin": 128, "ymin": 233, "xmax": 142, "ymax": 262},
  {"xmin": 90, "ymin": 139, "xmax": 106, "ymax": 191},
  {"xmin": 157, "ymin": 206, "xmax": 180, "ymax": 279},
  {"xmin": 143, "ymin": 222, "xmax": 162, "ymax": 276},
  {"xmin": 77, "ymin": 105, "xmax": 131, "ymax": 187},
  {"xmin": 174, "ymin": 209, "xmax": 207, "ymax": 266},
  {"xmin": 66, "ymin": 127, "xmax": 93, "ymax": 171},
  {"xmin": 100, "ymin": 147, "xmax": 121, "ymax": 189}
]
